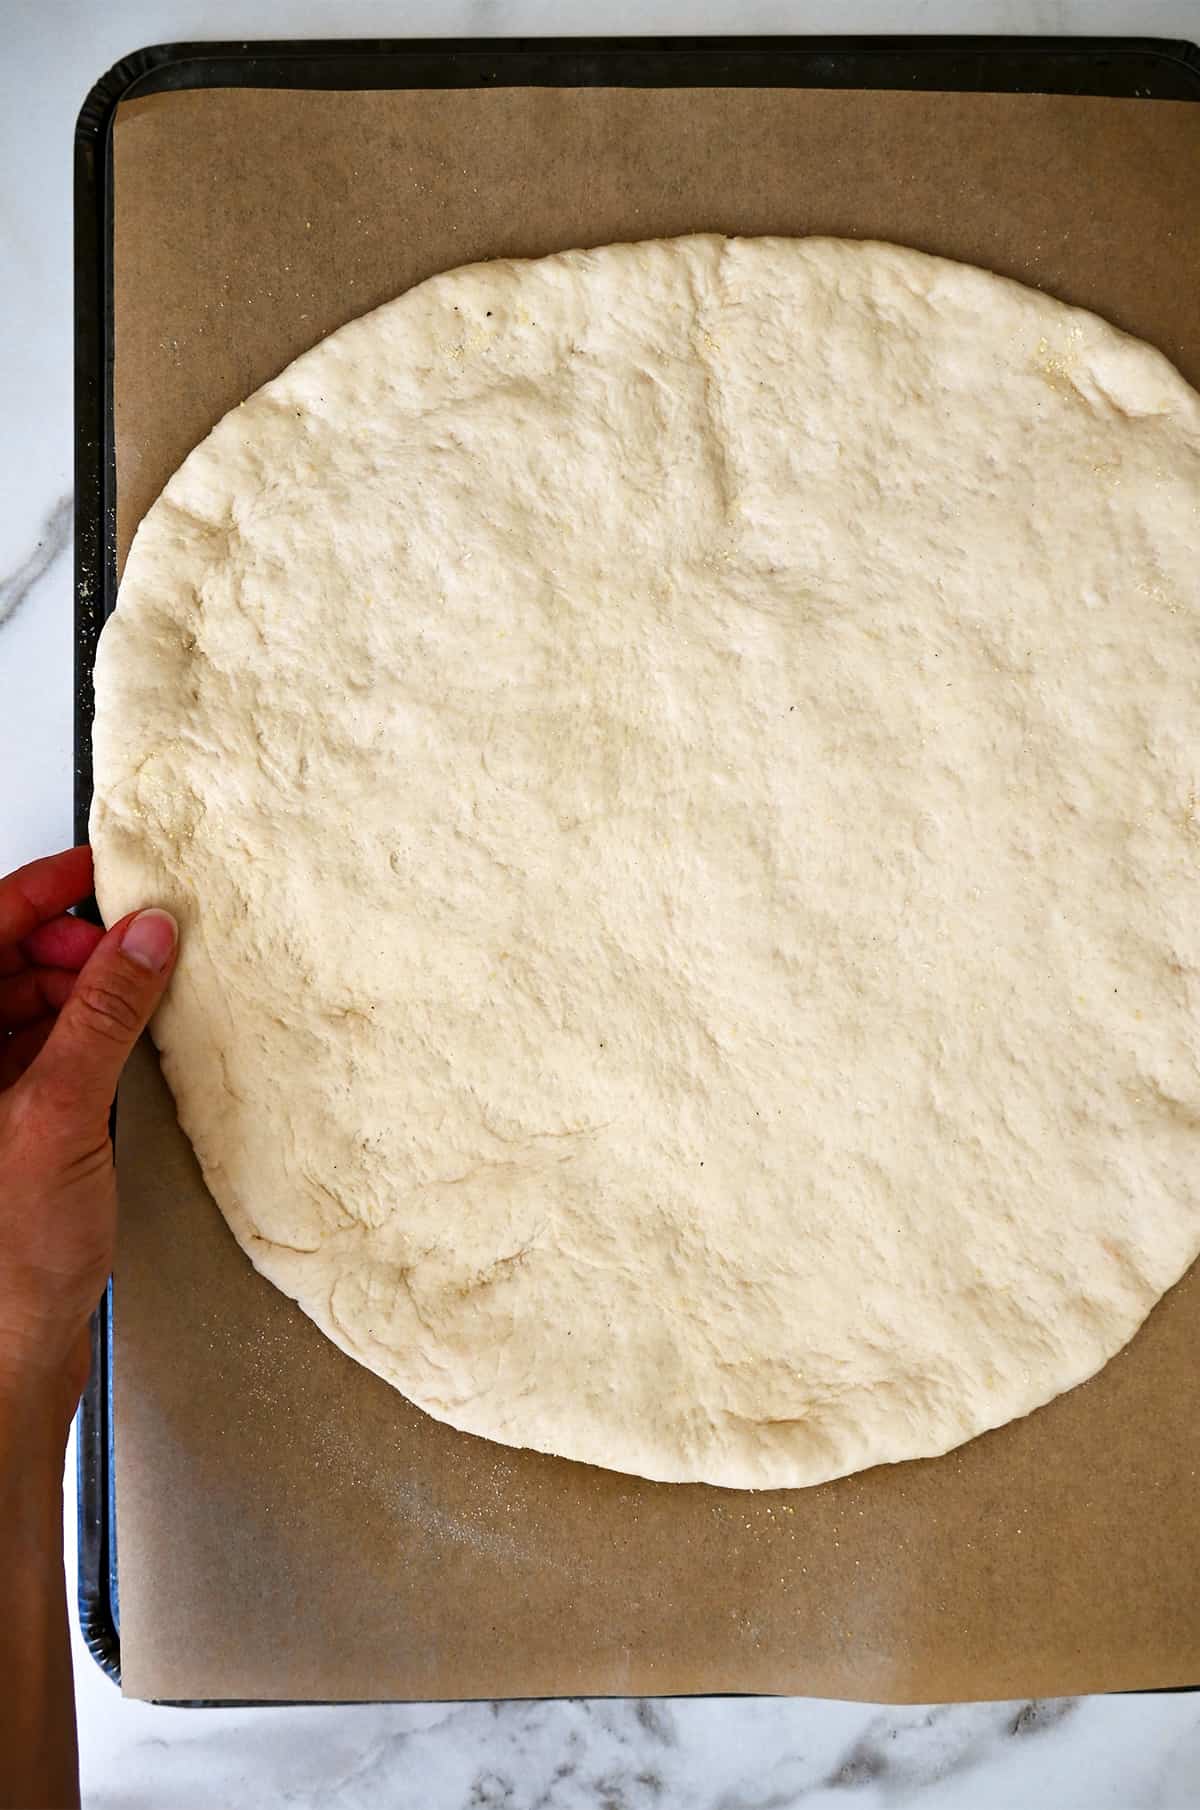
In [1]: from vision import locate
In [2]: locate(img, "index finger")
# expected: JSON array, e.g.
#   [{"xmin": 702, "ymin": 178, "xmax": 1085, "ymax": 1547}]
[{"xmin": 0, "ymin": 846, "xmax": 95, "ymax": 949}]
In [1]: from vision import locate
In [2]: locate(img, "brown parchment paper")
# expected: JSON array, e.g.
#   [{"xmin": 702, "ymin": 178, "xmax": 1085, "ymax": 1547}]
[{"xmin": 110, "ymin": 85, "xmax": 1200, "ymax": 1704}]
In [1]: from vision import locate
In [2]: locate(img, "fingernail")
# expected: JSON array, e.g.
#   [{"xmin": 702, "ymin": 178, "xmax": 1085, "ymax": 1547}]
[{"xmin": 121, "ymin": 908, "xmax": 179, "ymax": 973}]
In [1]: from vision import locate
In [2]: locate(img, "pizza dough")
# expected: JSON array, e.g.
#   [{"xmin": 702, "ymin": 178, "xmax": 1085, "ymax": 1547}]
[{"xmin": 92, "ymin": 235, "xmax": 1200, "ymax": 1490}]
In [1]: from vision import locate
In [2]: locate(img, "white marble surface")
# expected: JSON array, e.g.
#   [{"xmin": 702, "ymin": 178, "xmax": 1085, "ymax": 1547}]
[{"xmin": 4, "ymin": 0, "xmax": 1200, "ymax": 1804}]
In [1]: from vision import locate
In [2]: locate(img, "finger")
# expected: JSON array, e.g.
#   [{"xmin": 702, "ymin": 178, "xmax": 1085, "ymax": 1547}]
[
  {"xmin": 22, "ymin": 913, "xmax": 105, "ymax": 970},
  {"xmin": 0, "ymin": 1015, "xmax": 56, "ymax": 1089},
  {"xmin": 30, "ymin": 907, "xmax": 179, "ymax": 1124},
  {"xmin": 0, "ymin": 966, "xmax": 76, "ymax": 1028},
  {"xmin": 0, "ymin": 846, "xmax": 94, "ymax": 948}
]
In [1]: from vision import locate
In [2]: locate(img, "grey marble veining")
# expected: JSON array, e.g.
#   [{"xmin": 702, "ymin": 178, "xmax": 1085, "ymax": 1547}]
[
  {"xmin": 76, "ymin": 1687, "xmax": 1200, "ymax": 1809},
  {"xmin": 0, "ymin": 492, "xmax": 71, "ymax": 631}
]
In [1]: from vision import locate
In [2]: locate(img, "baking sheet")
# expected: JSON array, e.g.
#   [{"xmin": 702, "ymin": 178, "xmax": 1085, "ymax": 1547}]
[{"xmin": 111, "ymin": 83, "xmax": 1200, "ymax": 1703}]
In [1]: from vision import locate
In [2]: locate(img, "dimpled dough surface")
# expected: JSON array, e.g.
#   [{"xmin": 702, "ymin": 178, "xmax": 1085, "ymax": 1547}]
[{"xmin": 92, "ymin": 235, "xmax": 1200, "ymax": 1490}]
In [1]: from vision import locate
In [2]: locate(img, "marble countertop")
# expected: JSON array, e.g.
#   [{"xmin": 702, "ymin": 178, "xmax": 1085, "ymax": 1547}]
[{"xmin": 4, "ymin": 1, "xmax": 1200, "ymax": 1804}]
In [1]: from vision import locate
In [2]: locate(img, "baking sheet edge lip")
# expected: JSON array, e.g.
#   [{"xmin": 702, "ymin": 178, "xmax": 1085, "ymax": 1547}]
[{"xmin": 76, "ymin": 35, "xmax": 1200, "ymax": 115}]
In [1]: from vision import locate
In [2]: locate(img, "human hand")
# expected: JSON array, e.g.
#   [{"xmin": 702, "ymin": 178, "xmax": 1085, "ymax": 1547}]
[{"xmin": 0, "ymin": 847, "xmax": 177, "ymax": 1431}]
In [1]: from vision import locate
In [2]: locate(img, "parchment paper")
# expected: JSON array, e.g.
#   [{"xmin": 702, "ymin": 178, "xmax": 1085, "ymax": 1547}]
[{"xmin": 110, "ymin": 84, "xmax": 1200, "ymax": 1703}]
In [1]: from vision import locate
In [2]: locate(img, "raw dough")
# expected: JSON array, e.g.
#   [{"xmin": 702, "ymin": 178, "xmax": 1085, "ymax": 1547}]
[{"xmin": 92, "ymin": 235, "xmax": 1200, "ymax": 1489}]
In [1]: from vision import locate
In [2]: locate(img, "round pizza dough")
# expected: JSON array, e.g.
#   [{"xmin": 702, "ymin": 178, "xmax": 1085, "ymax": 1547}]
[{"xmin": 92, "ymin": 235, "xmax": 1200, "ymax": 1489}]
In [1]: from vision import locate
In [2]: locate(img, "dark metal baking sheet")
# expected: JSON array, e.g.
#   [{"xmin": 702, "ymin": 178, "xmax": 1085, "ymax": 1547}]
[{"xmin": 74, "ymin": 33, "xmax": 1200, "ymax": 1692}]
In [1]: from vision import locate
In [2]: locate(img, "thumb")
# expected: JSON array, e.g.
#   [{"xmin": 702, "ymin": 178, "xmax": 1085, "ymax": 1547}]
[{"xmin": 32, "ymin": 907, "xmax": 179, "ymax": 1124}]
